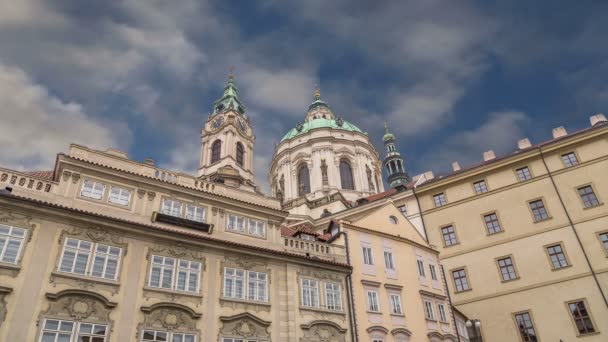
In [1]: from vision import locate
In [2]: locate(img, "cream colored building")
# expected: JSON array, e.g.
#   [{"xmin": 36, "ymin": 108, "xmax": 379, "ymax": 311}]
[
  {"xmin": 408, "ymin": 114, "xmax": 608, "ymax": 341},
  {"xmin": 0, "ymin": 77, "xmax": 355, "ymax": 341}
]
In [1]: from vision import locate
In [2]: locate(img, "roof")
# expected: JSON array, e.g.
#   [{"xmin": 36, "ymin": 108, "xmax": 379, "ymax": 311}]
[
  {"xmin": 280, "ymin": 118, "xmax": 366, "ymax": 142},
  {"xmin": 363, "ymin": 188, "xmax": 398, "ymax": 202},
  {"xmin": 0, "ymin": 191, "xmax": 349, "ymax": 269},
  {"xmin": 281, "ymin": 223, "xmax": 331, "ymax": 241},
  {"xmin": 22, "ymin": 170, "xmax": 54, "ymax": 181}
]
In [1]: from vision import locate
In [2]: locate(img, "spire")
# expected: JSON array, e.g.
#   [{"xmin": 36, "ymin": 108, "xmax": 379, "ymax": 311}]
[
  {"xmin": 314, "ymin": 84, "xmax": 321, "ymax": 100},
  {"xmin": 383, "ymin": 122, "xmax": 395, "ymax": 142},
  {"xmin": 212, "ymin": 68, "xmax": 246, "ymax": 115},
  {"xmin": 306, "ymin": 84, "xmax": 333, "ymax": 120},
  {"xmin": 382, "ymin": 122, "xmax": 409, "ymax": 188}
]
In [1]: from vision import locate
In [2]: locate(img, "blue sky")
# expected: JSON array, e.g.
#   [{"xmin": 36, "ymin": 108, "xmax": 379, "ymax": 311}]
[{"xmin": 0, "ymin": 1, "xmax": 606, "ymax": 193}]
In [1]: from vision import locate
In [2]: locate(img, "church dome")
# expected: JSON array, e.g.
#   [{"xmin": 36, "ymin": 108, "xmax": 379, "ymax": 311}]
[{"xmin": 280, "ymin": 117, "xmax": 366, "ymax": 142}]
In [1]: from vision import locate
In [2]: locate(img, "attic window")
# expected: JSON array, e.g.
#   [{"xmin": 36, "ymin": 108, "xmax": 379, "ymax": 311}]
[
  {"xmin": 299, "ymin": 234, "xmax": 316, "ymax": 241},
  {"xmin": 389, "ymin": 215, "xmax": 398, "ymax": 224}
]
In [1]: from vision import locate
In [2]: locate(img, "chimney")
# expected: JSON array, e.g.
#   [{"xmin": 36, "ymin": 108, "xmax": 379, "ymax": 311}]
[
  {"xmin": 552, "ymin": 126, "xmax": 567, "ymax": 139},
  {"xmin": 483, "ymin": 150, "xmax": 496, "ymax": 161},
  {"xmin": 144, "ymin": 158, "xmax": 155, "ymax": 166},
  {"xmin": 590, "ymin": 113, "xmax": 607, "ymax": 126},
  {"xmin": 518, "ymin": 138, "xmax": 532, "ymax": 150},
  {"xmin": 452, "ymin": 161, "xmax": 461, "ymax": 172}
]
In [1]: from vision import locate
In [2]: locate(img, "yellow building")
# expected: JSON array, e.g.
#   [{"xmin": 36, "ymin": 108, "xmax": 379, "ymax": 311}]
[{"xmin": 409, "ymin": 114, "xmax": 608, "ymax": 341}]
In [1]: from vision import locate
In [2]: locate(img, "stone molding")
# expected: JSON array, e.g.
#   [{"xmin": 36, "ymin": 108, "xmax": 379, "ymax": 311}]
[
  {"xmin": 40, "ymin": 290, "xmax": 117, "ymax": 329},
  {"xmin": 0, "ymin": 286, "xmax": 12, "ymax": 326},
  {"xmin": 139, "ymin": 302, "xmax": 201, "ymax": 336},
  {"xmin": 300, "ymin": 320, "xmax": 347, "ymax": 342},
  {"xmin": 219, "ymin": 297, "xmax": 271, "ymax": 313},
  {"xmin": 219, "ymin": 312, "xmax": 271, "ymax": 341},
  {"xmin": 49, "ymin": 271, "xmax": 120, "ymax": 295},
  {"xmin": 297, "ymin": 267, "xmax": 343, "ymax": 283},
  {"xmin": 0, "ymin": 211, "xmax": 36, "ymax": 277}
]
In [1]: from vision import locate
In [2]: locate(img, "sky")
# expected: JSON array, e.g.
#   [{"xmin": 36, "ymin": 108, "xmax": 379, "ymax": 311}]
[{"xmin": 0, "ymin": 0, "xmax": 607, "ymax": 194}]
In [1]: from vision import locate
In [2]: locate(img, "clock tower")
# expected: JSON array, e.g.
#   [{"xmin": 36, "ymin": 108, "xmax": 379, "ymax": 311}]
[{"xmin": 197, "ymin": 71, "xmax": 257, "ymax": 192}]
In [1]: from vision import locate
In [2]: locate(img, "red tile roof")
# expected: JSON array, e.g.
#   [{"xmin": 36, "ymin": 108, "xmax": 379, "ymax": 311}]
[
  {"xmin": 362, "ymin": 188, "xmax": 397, "ymax": 202},
  {"xmin": 280, "ymin": 223, "xmax": 331, "ymax": 242},
  {"xmin": 22, "ymin": 171, "xmax": 54, "ymax": 181}
]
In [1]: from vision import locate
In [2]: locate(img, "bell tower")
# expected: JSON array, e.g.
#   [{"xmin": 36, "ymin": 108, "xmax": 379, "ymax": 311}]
[
  {"xmin": 198, "ymin": 71, "xmax": 257, "ymax": 192},
  {"xmin": 383, "ymin": 123, "xmax": 409, "ymax": 188}
]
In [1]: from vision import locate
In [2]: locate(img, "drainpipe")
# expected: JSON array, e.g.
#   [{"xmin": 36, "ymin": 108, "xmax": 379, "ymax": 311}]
[
  {"xmin": 538, "ymin": 147, "xmax": 608, "ymax": 307},
  {"xmin": 335, "ymin": 230, "xmax": 359, "ymax": 342},
  {"xmin": 440, "ymin": 265, "xmax": 462, "ymax": 342}
]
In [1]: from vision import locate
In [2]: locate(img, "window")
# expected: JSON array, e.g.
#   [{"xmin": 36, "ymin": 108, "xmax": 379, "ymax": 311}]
[
  {"xmin": 224, "ymin": 268, "xmax": 268, "ymax": 302},
  {"xmin": 0, "ymin": 224, "xmax": 26, "ymax": 264},
  {"xmin": 148, "ymin": 255, "xmax": 200, "ymax": 293},
  {"xmin": 562, "ymin": 152, "xmax": 578, "ymax": 167},
  {"xmin": 417, "ymin": 260, "xmax": 426, "ymax": 277},
  {"xmin": 384, "ymin": 251, "xmax": 395, "ymax": 270},
  {"xmin": 599, "ymin": 232, "xmax": 608, "ymax": 253},
  {"xmin": 438, "ymin": 303, "xmax": 448, "ymax": 322},
  {"xmin": 389, "ymin": 294, "xmax": 403, "ymax": 315},
  {"xmin": 452, "ymin": 269, "xmax": 470, "ymax": 292},
  {"xmin": 339, "ymin": 160, "xmax": 354, "ymax": 190},
  {"xmin": 227, "ymin": 214, "xmax": 245, "ymax": 232},
  {"xmin": 516, "ymin": 167, "xmax": 532, "ymax": 181},
  {"xmin": 325, "ymin": 282, "xmax": 342, "ymax": 311},
  {"xmin": 441, "ymin": 225, "xmax": 458, "ymax": 246},
  {"xmin": 429, "ymin": 264, "xmax": 438, "ymax": 281},
  {"xmin": 546, "ymin": 244, "xmax": 569, "ymax": 269},
  {"xmin": 40, "ymin": 319, "xmax": 108, "ymax": 342},
  {"xmin": 389, "ymin": 215, "xmax": 398, "ymax": 224},
  {"xmin": 211, "ymin": 140, "xmax": 222, "ymax": 163},
  {"xmin": 578, "ymin": 185, "xmax": 600, "ymax": 208},
  {"xmin": 567, "ymin": 300, "xmax": 595, "ymax": 335},
  {"xmin": 529, "ymin": 199, "xmax": 549, "ymax": 222},
  {"xmin": 297, "ymin": 164, "xmax": 311, "ymax": 196},
  {"xmin": 142, "ymin": 330, "xmax": 196, "ymax": 342},
  {"xmin": 484, "ymin": 212, "xmax": 502, "ymax": 234},
  {"xmin": 473, "ymin": 180, "xmax": 488, "ymax": 194},
  {"xmin": 81, "ymin": 180, "xmax": 105, "ymax": 200},
  {"xmin": 398, "ymin": 205, "xmax": 408, "ymax": 216},
  {"xmin": 247, "ymin": 219, "xmax": 265, "ymax": 237},
  {"xmin": 497, "ymin": 256, "xmax": 517, "ymax": 281},
  {"xmin": 433, "ymin": 193, "xmax": 447, "ymax": 207},
  {"xmin": 236, "ymin": 142, "xmax": 244, "ymax": 166},
  {"xmin": 222, "ymin": 339, "xmax": 264, "ymax": 342},
  {"xmin": 301, "ymin": 279, "xmax": 319, "ymax": 307},
  {"xmin": 59, "ymin": 238, "xmax": 121, "ymax": 280},
  {"xmin": 108, "ymin": 186, "xmax": 131, "ymax": 206},
  {"xmin": 423, "ymin": 300, "xmax": 435, "ymax": 320},
  {"xmin": 367, "ymin": 290, "xmax": 380, "ymax": 312},
  {"xmin": 514, "ymin": 312, "xmax": 537, "ymax": 342},
  {"xmin": 161, "ymin": 199, "xmax": 182, "ymax": 217},
  {"xmin": 299, "ymin": 234, "xmax": 316, "ymax": 241},
  {"xmin": 186, "ymin": 205, "xmax": 205, "ymax": 222},
  {"xmin": 362, "ymin": 246, "xmax": 374, "ymax": 265}
]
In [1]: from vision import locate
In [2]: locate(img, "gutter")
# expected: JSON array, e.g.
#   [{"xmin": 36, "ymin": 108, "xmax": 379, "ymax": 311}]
[
  {"xmin": 335, "ymin": 230, "xmax": 359, "ymax": 342},
  {"xmin": 441, "ymin": 265, "xmax": 462, "ymax": 342}
]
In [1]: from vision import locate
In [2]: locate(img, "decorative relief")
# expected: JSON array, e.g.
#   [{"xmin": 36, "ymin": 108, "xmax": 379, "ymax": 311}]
[
  {"xmin": 148, "ymin": 243, "xmax": 206, "ymax": 268},
  {"xmin": 142, "ymin": 288, "xmax": 202, "ymax": 306},
  {"xmin": 62, "ymin": 171, "xmax": 72, "ymax": 181},
  {"xmin": 137, "ymin": 189, "xmax": 146, "ymax": 199},
  {"xmin": 219, "ymin": 313, "xmax": 270, "ymax": 341},
  {"xmin": 222, "ymin": 255, "xmax": 267, "ymax": 273},
  {"xmin": 300, "ymin": 308, "xmax": 346, "ymax": 323},
  {"xmin": 0, "ymin": 286, "xmax": 12, "ymax": 325},
  {"xmin": 49, "ymin": 272, "xmax": 120, "ymax": 295},
  {"xmin": 0, "ymin": 211, "xmax": 35, "ymax": 231},
  {"xmin": 147, "ymin": 191, "xmax": 156, "ymax": 201},
  {"xmin": 300, "ymin": 320, "xmax": 347, "ymax": 342},
  {"xmin": 41, "ymin": 290, "xmax": 117, "ymax": 324},
  {"xmin": 71, "ymin": 173, "xmax": 81, "ymax": 184},
  {"xmin": 59, "ymin": 226, "xmax": 127, "ymax": 252},
  {"xmin": 297, "ymin": 268, "xmax": 343, "ymax": 283},
  {"xmin": 140, "ymin": 303, "xmax": 201, "ymax": 334}
]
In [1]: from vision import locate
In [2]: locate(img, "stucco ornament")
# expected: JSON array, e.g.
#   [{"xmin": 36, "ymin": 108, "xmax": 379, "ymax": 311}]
[
  {"xmin": 41, "ymin": 290, "xmax": 117, "ymax": 324},
  {"xmin": 300, "ymin": 320, "xmax": 347, "ymax": 342},
  {"xmin": 139, "ymin": 303, "xmax": 201, "ymax": 336},
  {"xmin": 219, "ymin": 312, "xmax": 271, "ymax": 340}
]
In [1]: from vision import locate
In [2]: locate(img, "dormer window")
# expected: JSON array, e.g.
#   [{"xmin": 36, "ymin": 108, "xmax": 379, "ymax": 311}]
[
  {"xmin": 299, "ymin": 234, "xmax": 316, "ymax": 241},
  {"xmin": 81, "ymin": 180, "xmax": 105, "ymax": 200},
  {"xmin": 161, "ymin": 199, "xmax": 182, "ymax": 217}
]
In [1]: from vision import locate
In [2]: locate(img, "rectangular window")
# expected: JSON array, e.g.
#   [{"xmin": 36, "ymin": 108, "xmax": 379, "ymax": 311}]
[
  {"xmin": 223, "ymin": 268, "xmax": 245, "ymax": 299},
  {"xmin": 473, "ymin": 180, "xmax": 488, "ymax": 194},
  {"xmin": 484, "ymin": 212, "xmax": 502, "ymax": 234},
  {"xmin": 247, "ymin": 219, "xmax": 266, "ymax": 237},
  {"xmin": 301, "ymin": 278, "xmax": 319, "ymax": 307},
  {"xmin": 108, "ymin": 186, "xmax": 131, "ymax": 206},
  {"xmin": 497, "ymin": 256, "xmax": 517, "ymax": 281},
  {"xmin": 516, "ymin": 167, "xmax": 532, "ymax": 181},
  {"xmin": 81, "ymin": 180, "xmax": 105, "ymax": 200},
  {"xmin": 433, "ymin": 193, "xmax": 447, "ymax": 207},
  {"xmin": 562, "ymin": 152, "xmax": 579, "ymax": 167},
  {"xmin": 0, "ymin": 224, "xmax": 26, "ymax": 264},
  {"xmin": 161, "ymin": 199, "xmax": 182, "ymax": 217},
  {"xmin": 452, "ymin": 269, "xmax": 470, "ymax": 292},
  {"xmin": 325, "ymin": 282, "xmax": 342, "ymax": 311},
  {"xmin": 424, "ymin": 300, "xmax": 435, "ymax": 320},
  {"xmin": 40, "ymin": 319, "xmax": 108, "ymax": 342},
  {"xmin": 59, "ymin": 238, "xmax": 122, "ymax": 280},
  {"xmin": 367, "ymin": 290, "xmax": 380, "ymax": 312},
  {"xmin": 299, "ymin": 234, "xmax": 316, "ymax": 241},
  {"xmin": 600, "ymin": 232, "xmax": 608, "ymax": 253},
  {"xmin": 438, "ymin": 303, "xmax": 448, "ymax": 322},
  {"xmin": 389, "ymin": 294, "xmax": 403, "ymax": 315},
  {"xmin": 529, "ymin": 199, "xmax": 549, "ymax": 222},
  {"xmin": 429, "ymin": 264, "xmax": 438, "ymax": 281},
  {"xmin": 247, "ymin": 271, "xmax": 267, "ymax": 302},
  {"xmin": 398, "ymin": 205, "xmax": 408, "ymax": 216},
  {"xmin": 441, "ymin": 225, "xmax": 458, "ymax": 246},
  {"xmin": 514, "ymin": 312, "xmax": 537, "ymax": 342},
  {"xmin": 186, "ymin": 205, "xmax": 205, "ymax": 222},
  {"xmin": 149, "ymin": 255, "xmax": 200, "ymax": 293},
  {"xmin": 417, "ymin": 259, "xmax": 426, "ymax": 277},
  {"xmin": 227, "ymin": 214, "xmax": 245, "ymax": 232},
  {"xmin": 362, "ymin": 246, "xmax": 374, "ymax": 265},
  {"xmin": 578, "ymin": 185, "xmax": 600, "ymax": 208},
  {"xmin": 567, "ymin": 300, "xmax": 595, "ymax": 335},
  {"xmin": 142, "ymin": 330, "xmax": 196, "ymax": 342},
  {"xmin": 546, "ymin": 244, "xmax": 569, "ymax": 269},
  {"xmin": 384, "ymin": 250, "xmax": 395, "ymax": 270}
]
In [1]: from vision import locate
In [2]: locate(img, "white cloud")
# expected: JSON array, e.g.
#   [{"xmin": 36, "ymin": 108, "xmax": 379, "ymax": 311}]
[{"xmin": 0, "ymin": 64, "xmax": 129, "ymax": 170}]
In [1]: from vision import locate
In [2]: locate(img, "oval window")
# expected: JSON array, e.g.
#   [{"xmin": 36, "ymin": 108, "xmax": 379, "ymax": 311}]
[{"xmin": 389, "ymin": 215, "xmax": 398, "ymax": 224}]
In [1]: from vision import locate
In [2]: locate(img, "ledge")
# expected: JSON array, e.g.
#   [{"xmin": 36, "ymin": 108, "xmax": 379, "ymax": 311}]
[
  {"xmin": 50, "ymin": 271, "xmax": 120, "ymax": 292},
  {"xmin": 143, "ymin": 286, "xmax": 202, "ymax": 299},
  {"xmin": 299, "ymin": 306, "xmax": 346, "ymax": 316},
  {"xmin": 361, "ymin": 279, "xmax": 381, "ymax": 287},
  {"xmin": 220, "ymin": 297, "xmax": 271, "ymax": 307},
  {"xmin": 384, "ymin": 283, "xmax": 403, "ymax": 290},
  {"xmin": 0, "ymin": 263, "xmax": 21, "ymax": 277}
]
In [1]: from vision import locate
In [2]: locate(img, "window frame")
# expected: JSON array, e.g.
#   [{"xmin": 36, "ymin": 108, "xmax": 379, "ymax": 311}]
[
  {"xmin": 597, "ymin": 230, "xmax": 608, "ymax": 257},
  {"xmin": 575, "ymin": 183, "xmax": 602, "ymax": 209},
  {"xmin": 235, "ymin": 142, "xmax": 244, "ymax": 166},
  {"xmin": 544, "ymin": 242, "xmax": 571, "ymax": 270},
  {"xmin": 565, "ymin": 298, "xmax": 597, "ymax": 336},
  {"xmin": 472, "ymin": 179, "xmax": 489, "ymax": 195},
  {"xmin": 528, "ymin": 197, "xmax": 551, "ymax": 222},
  {"xmin": 561, "ymin": 151, "xmax": 579, "ymax": 168},
  {"xmin": 58, "ymin": 237, "xmax": 123, "ymax": 281},
  {"xmin": 429, "ymin": 264, "xmax": 438, "ymax": 281},
  {"xmin": 301, "ymin": 278, "xmax": 320, "ymax": 308},
  {"xmin": 433, "ymin": 192, "xmax": 447, "ymax": 208},
  {"xmin": 512, "ymin": 310, "xmax": 538, "ymax": 342},
  {"xmin": 515, "ymin": 166, "xmax": 533, "ymax": 182},
  {"xmin": 185, "ymin": 204, "xmax": 206, "ymax": 223},
  {"xmin": 160, "ymin": 198, "xmax": 183, "ymax": 218},
  {"xmin": 440, "ymin": 224, "xmax": 459, "ymax": 247},
  {"xmin": 398, "ymin": 205, "xmax": 408, "ymax": 216},
  {"xmin": 147, "ymin": 255, "xmax": 201, "ymax": 294},
  {"xmin": 389, "ymin": 293, "xmax": 403, "ymax": 315},
  {"xmin": 39, "ymin": 318, "xmax": 109, "ymax": 342},
  {"xmin": 423, "ymin": 300, "xmax": 435, "ymax": 321},
  {"xmin": 223, "ymin": 267, "xmax": 268, "ymax": 303},
  {"xmin": 107, "ymin": 185, "xmax": 132, "ymax": 207},
  {"xmin": 339, "ymin": 159, "xmax": 355, "ymax": 190},
  {"xmin": 226, "ymin": 213, "xmax": 266, "ymax": 239},
  {"xmin": 383, "ymin": 250, "xmax": 395, "ymax": 270},
  {"xmin": 366, "ymin": 290, "xmax": 380, "ymax": 312},
  {"xmin": 141, "ymin": 329, "xmax": 197, "ymax": 342},
  {"xmin": 362, "ymin": 246, "xmax": 374, "ymax": 265},
  {"xmin": 495, "ymin": 255, "xmax": 519, "ymax": 282},
  {"xmin": 211, "ymin": 139, "xmax": 222, "ymax": 164},
  {"xmin": 80, "ymin": 179, "xmax": 106, "ymax": 201},
  {"xmin": 297, "ymin": 163, "xmax": 311, "ymax": 196},
  {"xmin": 324, "ymin": 282, "xmax": 343, "ymax": 311},
  {"xmin": 416, "ymin": 259, "xmax": 426, "ymax": 278},
  {"xmin": 438, "ymin": 303, "xmax": 448, "ymax": 322},
  {"xmin": 451, "ymin": 267, "xmax": 471, "ymax": 292},
  {"xmin": 0, "ymin": 224, "xmax": 27, "ymax": 265},
  {"xmin": 482, "ymin": 211, "xmax": 503, "ymax": 235}
]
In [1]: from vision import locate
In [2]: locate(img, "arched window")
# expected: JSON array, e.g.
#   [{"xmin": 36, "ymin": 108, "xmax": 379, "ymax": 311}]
[
  {"xmin": 236, "ymin": 142, "xmax": 244, "ymax": 166},
  {"xmin": 298, "ymin": 164, "xmax": 311, "ymax": 196},
  {"xmin": 211, "ymin": 140, "xmax": 222, "ymax": 164},
  {"xmin": 340, "ymin": 160, "xmax": 354, "ymax": 190}
]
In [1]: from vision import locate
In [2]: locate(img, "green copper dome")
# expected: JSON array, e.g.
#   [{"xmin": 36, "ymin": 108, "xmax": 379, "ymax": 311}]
[
  {"xmin": 280, "ymin": 118, "xmax": 366, "ymax": 142},
  {"xmin": 383, "ymin": 122, "xmax": 395, "ymax": 142}
]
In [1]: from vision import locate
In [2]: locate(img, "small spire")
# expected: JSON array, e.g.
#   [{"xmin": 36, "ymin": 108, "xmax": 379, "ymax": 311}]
[
  {"xmin": 314, "ymin": 84, "xmax": 321, "ymax": 100},
  {"xmin": 229, "ymin": 66, "xmax": 235, "ymax": 81},
  {"xmin": 384, "ymin": 122, "xmax": 389, "ymax": 134}
]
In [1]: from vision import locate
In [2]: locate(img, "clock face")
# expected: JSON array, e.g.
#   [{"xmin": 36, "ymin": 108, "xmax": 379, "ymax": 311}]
[
  {"xmin": 238, "ymin": 119, "xmax": 247, "ymax": 134},
  {"xmin": 211, "ymin": 116, "xmax": 224, "ymax": 129}
]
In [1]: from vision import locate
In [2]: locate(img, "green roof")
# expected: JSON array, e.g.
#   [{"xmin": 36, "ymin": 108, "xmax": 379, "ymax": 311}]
[{"xmin": 280, "ymin": 118, "xmax": 366, "ymax": 142}]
